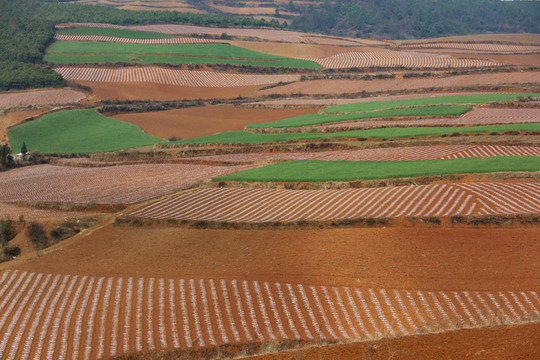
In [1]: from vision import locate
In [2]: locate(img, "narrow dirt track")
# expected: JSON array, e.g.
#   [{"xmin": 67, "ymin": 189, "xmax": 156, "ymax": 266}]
[
  {"xmin": 129, "ymin": 182, "xmax": 540, "ymax": 222},
  {"xmin": 0, "ymin": 269, "xmax": 537, "ymax": 360}
]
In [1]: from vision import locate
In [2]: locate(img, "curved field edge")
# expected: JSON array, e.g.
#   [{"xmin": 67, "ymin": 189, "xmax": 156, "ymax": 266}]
[
  {"xmin": 57, "ymin": 26, "xmax": 180, "ymax": 39},
  {"xmin": 246, "ymin": 106, "xmax": 472, "ymax": 129},
  {"xmin": 212, "ymin": 157, "xmax": 540, "ymax": 182},
  {"xmin": 8, "ymin": 109, "xmax": 165, "ymax": 154},
  {"xmin": 177, "ymin": 123, "xmax": 540, "ymax": 144}
]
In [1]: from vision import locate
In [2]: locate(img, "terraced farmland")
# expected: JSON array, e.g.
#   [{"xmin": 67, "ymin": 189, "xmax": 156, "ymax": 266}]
[
  {"xmin": 129, "ymin": 182, "xmax": 540, "ymax": 222},
  {"xmin": 300, "ymin": 51, "xmax": 498, "ymax": 69},
  {"xmin": 54, "ymin": 67, "xmax": 300, "ymax": 86},
  {"xmin": 0, "ymin": 164, "xmax": 257, "ymax": 205},
  {"xmin": 400, "ymin": 42, "xmax": 540, "ymax": 53},
  {"xmin": 0, "ymin": 270, "xmax": 537, "ymax": 360},
  {"xmin": 0, "ymin": 89, "xmax": 86, "ymax": 108},
  {"xmin": 53, "ymin": 34, "xmax": 214, "ymax": 44}
]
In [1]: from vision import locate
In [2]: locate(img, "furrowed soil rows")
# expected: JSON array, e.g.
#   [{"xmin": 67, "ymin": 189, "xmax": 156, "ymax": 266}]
[
  {"xmin": 257, "ymin": 72, "xmax": 540, "ymax": 96},
  {"xmin": 299, "ymin": 51, "xmax": 498, "ymax": 69},
  {"xmin": 53, "ymin": 34, "xmax": 215, "ymax": 44},
  {"xmin": 129, "ymin": 183, "xmax": 540, "ymax": 222},
  {"xmin": 0, "ymin": 203, "xmax": 103, "ymax": 220},
  {"xmin": 0, "ymin": 89, "xmax": 86, "ymax": 109},
  {"xmin": 0, "ymin": 164, "xmax": 257, "ymax": 205},
  {"xmin": 67, "ymin": 23, "xmax": 385, "ymax": 46},
  {"xmin": 0, "ymin": 270, "xmax": 537, "ymax": 359},
  {"xmin": 54, "ymin": 67, "xmax": 300, "ymax": 87},
  {"xmin": 400, "ymin": 43, "xmax": 540, "ymax": 53},
  {"xmin": 192, "ymin": 145, "xmax": 540, "ymax": 163}
]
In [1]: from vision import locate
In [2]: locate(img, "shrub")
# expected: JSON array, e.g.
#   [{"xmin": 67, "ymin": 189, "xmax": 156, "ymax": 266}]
[
  {"xmin": 3, "ymin": 246, "xmax": 21, "ymax": 257},
  {"xmin": 27, "ymin": 222, "xmax": 49, "ymax": 249}
]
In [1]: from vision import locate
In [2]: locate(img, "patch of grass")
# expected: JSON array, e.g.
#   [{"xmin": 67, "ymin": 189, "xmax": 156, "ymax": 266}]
[
  {"xmin": 322, "ymin": 93, "xmax": 540, "ymax": 114},
  {"xmin": 44, "ymin": 53, "xmax": 319, "ymax": 68},
  {"xmin": 212, "ymin": 157, "xmax": 540, "ymax": 182},
  {"xmin": 8, "ymin": 109, "xmax": 164, "ymax": 154},
  {"xmin": 246, "ymin": 106, "xmax": 472, "ymax": 129},
  {"xmin": 178, "ymin": 123, "xmax": 540, "ymax": 144},
  {"xmin": 57, "ymin": 26, "xmax": 179, "ymax": 39}
]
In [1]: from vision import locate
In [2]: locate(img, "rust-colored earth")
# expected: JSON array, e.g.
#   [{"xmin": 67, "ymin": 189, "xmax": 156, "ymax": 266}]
[
  {"xmin": 437, "ymin": 53, "xmax": 540, "ymax": 66},
  {"xmin": 111, "ymin": 106, "xmax": 319, "ymax": 139},
  {"xmin": 79, "ymin": 81, "xmax": 262, "ymax": 101},
  {"xmin": 249, "ymin": 322, "xmax": 540, "ymax": 360},
  {"xmin": 395, "ymin": 33, "xmax": 540, "ymax": 46},
  {"xmin": 0, "ymin": 108, "xmax": 51, "ymax": 143},
  {"xmin": 7, "ymin": 225, "xmax": 539, "ymax": 291}
]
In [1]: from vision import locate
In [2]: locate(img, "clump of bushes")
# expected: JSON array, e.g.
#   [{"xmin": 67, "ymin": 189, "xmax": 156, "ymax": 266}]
[{"xmin": 27, "ymin": 222, "xmax": 49, "ymax": 249}]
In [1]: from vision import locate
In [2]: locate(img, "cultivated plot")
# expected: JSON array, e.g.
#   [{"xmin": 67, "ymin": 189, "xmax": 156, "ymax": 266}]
[
  {"xmin": 0, "ymin": 270, "xmax": 537, "ymax": 360},
  {"xmin": 53, "ymin": 34, "xmax": 214, "ymax": 44},
  {"xmin": 129, "ymin": 183, "xmax": 540, "ymax": 222}
]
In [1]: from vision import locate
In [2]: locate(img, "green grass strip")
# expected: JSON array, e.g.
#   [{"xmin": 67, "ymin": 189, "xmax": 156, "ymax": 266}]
[
  {"xmin": 8, "ymin": 109, "xmax": 164, "ymax": 154},
  {"xmin": 44, "ymin": 53, "xmax": 320, "ymax": 68},
  {"xmin": 48, "ymin": 41, "xmax": 291, "ymax": 60},
  {"xmin": 178, "ymin": 123, "xmax": 540, "ymax": 144},
  {"xmin": 213, "ymin": 157, "xmax": 540, "ymax": 182},
  {"xmin": 246, "ymin": 106, "xmax": 471, "ymax": 129},
  {"xmin": 57, "ymin": 26, "xmax": 179, "ymax": 39},
  {"xmin": 322, "ymin": 93, "xmax": 540, "ymax": 114}
]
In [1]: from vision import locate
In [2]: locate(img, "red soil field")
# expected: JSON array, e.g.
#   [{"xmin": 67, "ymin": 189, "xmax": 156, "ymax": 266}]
[
  {"xmin": 0, "ymin": 203, "xmax": 103, "ymax": 220},
  {"xmin": 1, "ymin": 109, "xmax": 51, "ymax": 143},
  {"xmin": 251, "ymin": 323, "xmax": 540, "ymax": 360},
  {"xmin": 0, "ymin": 163, "xmax": 257, "ymax": 205},
  {"xmin": 257, "ymin": 71, "xmax": 540, "ymax": 96},
  {"xmin": 129, "ymin": 182, "xmax": 540, "ymax": 222},
  {"xmin": 192, "ymin": 145, "xmax": 540, "ymax": 162},
  {"xmin": 0, "ymin": 269, "xmax": 536, "ymax": 359},
  {"xmin": 399, "ymin": 42, "xmax": 540, "ymax": 53},
  {"xmin": 111, "ymin": 106, "xmax": 319, "ymax": 139},
  {"xmin": 397, "ymin": 33, "xmax": 540, "ymax": 46},
  {"xmin": 54, "ymin": 67, "xmax": 300, "ymax": 87},
  {"xmin": 53, "ymin": 34, "xmax": 214, "ymax": 44},
  {"xmin": 299, "ymin": 51, "xmax": 498, "ymax": 69},
  {"xmin": 79, "ymin": 81, "xmax": 262, "ymax": 101},
  {"xmin": 447, "ymin": 53, "xmax": 540, "ymax": 66},
  {"xmin": 94, "ymin": 0, "xmax": 203, "ymax": 13},
  {"xmin": 0, "ymin": 89, "xmax": 86, "ymax": 108}
]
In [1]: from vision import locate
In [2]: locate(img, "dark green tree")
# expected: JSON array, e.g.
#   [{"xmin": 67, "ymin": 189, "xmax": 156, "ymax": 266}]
[{"xmin": 21, "ymin": 141, "xmax": 28, "ymax": 154}]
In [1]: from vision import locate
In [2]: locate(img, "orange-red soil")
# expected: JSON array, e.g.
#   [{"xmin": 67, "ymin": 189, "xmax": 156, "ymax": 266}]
[
  {"xmin": 79, "ymin": 81, "xmax": 262, "ymax": 101},
  {"xmin": 396, "ymin": 33, "xmax": 540, "ymax": 46},
  {"xmin": 8, "ymin": 225, "xmax": 539, "ymax": 290},
  {"xmin": 1, "ymin": 108, "xmax": 51, "ymax": 143},
  {"xmin": 0, "ymin": 88, "xmax": 86, "ymax": 108},
  {"xmin": 257, "ymin": 72, "xmax": 540, "ymax": 96},
  {"xmin": 447, "ymin": 53, "xmax": 540, "ymax": 66},
  {"xmin": 249, "ymin": 322, "xmax": 540, "ymax": 360},
  {"xmin": 0, "ymin": 202, "xmax": 104, "ymax": 220},
  {"xmin": 111, "ymin": 106, "xmax": 319, "ymax": 139}
]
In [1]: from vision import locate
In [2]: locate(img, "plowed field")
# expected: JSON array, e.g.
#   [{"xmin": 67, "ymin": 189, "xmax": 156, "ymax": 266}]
[
  {"xmin": 300, "ymin": 51, "xmax": 498, "ymax": 69},
  {"xmin": 129, "ymin": 182, "xmax": 540, "ymax": 222},
  {"xmin": 400, "ymin": 43, "xmax": 540, "ymax": 53},
  {"xmin": 0, "ymin": 164, "xmax": 257, "ymax": 205},
  {"xmin": 53, "ymin": 34, "xmax": 214, "ymax": 44},
  {"xmin": 0, "ymin": 203, "xmax": 103, "ymax": 220},
  {"xmin": 192, "ymin": 145, "xmax": 540, "ymax": 162},
  {"xmin": 54, "ymin": 67, "xmax": 300, "ymax": 87},
  {"xmin": 0, "ymin": 89, "xmax": 86, "ymax": 108},
  {"xmin": 257, "ymin": 72, "xmax": 540, "ymax": 96},
  {"xmin": 0, "ymin": 269, "xmax": 536, "ymax": 360}
]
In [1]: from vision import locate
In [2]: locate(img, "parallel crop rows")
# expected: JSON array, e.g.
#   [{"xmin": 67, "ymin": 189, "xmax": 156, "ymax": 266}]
[
  {"xmin": 53, "ymin": 34, "xmax": 214, "ymax": 44},
  {"xmin": 301, "ymin": 52, "xmax": 498, "ymax": 69},
  {"xmin": 0, "ymin": 270, "xmax": 537, "ymax": 359},
  {"xmin": 400, "ymin": 42, "xmax": 540, "ymax": 53},
  {"xmin": 54, "ymin": 67, "xmax": 299, "ymax": 87},
  {"xmin": 193, "ymin": 145, "xmax": 540, "ymax": 163},
  {"xmin": 129, "ymin": 182, "xmax": 540, "ymax": 222},
  {"xmin": 0, "ymin": 164, "xmax": 257, "ymax": 205}
]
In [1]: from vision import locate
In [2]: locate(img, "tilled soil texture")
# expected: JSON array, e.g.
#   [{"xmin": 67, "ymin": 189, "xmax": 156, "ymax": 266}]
[
  {"xmin": 69, "ymin": 23, "xmax": 387, "ymax": 46},
  {"xmin": 111, "ymin": 106, "xmax": 320, "ymax": 140},
  {"xmin": 396, "ymin": 33, "xmax": 540, "ymax": 46},
  {"xmin": 7, "ymin": 225, "xmax": 540, "ymax": 290},
  {"xmin": 248, "ymin": 322, "xmax": 540, "ymax": 360},
  {"xmin": 53, "ymin": 34, "xmax": 215, "ymax": 44},
  {"xmin": 0, "ymin": 269, "xmax": 537, "ymax": 360},
  {"xmin": 129, "ymin": 183, "xmax": 540, "ymax": 222},
  {"xmin": 0, "ymin": 163, "xmax": 258, "ymax": 205},
  {"xmin": 257, "ymin": 72, "xmax": 540, "ymax": 96},
  {"xmin": 55, "ymin": 67, "xmax": 300, "ymax": 87},
  {"xmin": 0, "ymin": 202, "xmax": 104, "ymax": 220},
  {"xmin": 399, "ymin": 43, "xmax": 540, "ymax": 53},
  {"xmin": 78, "ymin": 81, "xmax": 263, "ymax": 101},
  {"xmin": 94, "ymin": 0, "xmax": 202, "ymax": 13},
  {"xmin": 0, "ymin": 89, "xmax": 86, "ymax": 108},
  {"xmin": 191, "ymin": 145, "xmax": 540, "ymax": 162},
  {"xmin": 432, "ymin": 53, "xmax": 540, "ymax": 67}
]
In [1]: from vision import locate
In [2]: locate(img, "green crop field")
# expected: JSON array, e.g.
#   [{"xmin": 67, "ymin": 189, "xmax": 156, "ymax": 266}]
[
  {"xmin": 49, "ymin": 41, "xmax": 290, "ymax": 59},
  {"xmin": 8, "ymin": 109, "xmax": 164, "ymax": 154},
  {"xmin": 178, "ymin": 123, "xmax": 540, "ymax": 144},
  {"xmin": 213, "ymin": 157, "xmax": 540, "ymax": 182},
  {"xmin": 246, "ymin": 106, "xmax": 472, "ymax": 129},
  {"xmin": 44, "ymin": 53, "xmax": 320, "ymax": 68},
  {"xmin": 57, "ymin": 26, "xmax": 179, "ymax": 39},
  {"xmin": 322, "ymin": 93, "xmax": 540, "ymax": 114}
]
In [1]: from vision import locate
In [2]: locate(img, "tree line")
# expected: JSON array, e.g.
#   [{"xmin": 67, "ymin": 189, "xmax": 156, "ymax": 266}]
[{"xmin": 0, "ymin": 0, "xmax": 285, "ymax": 91}]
